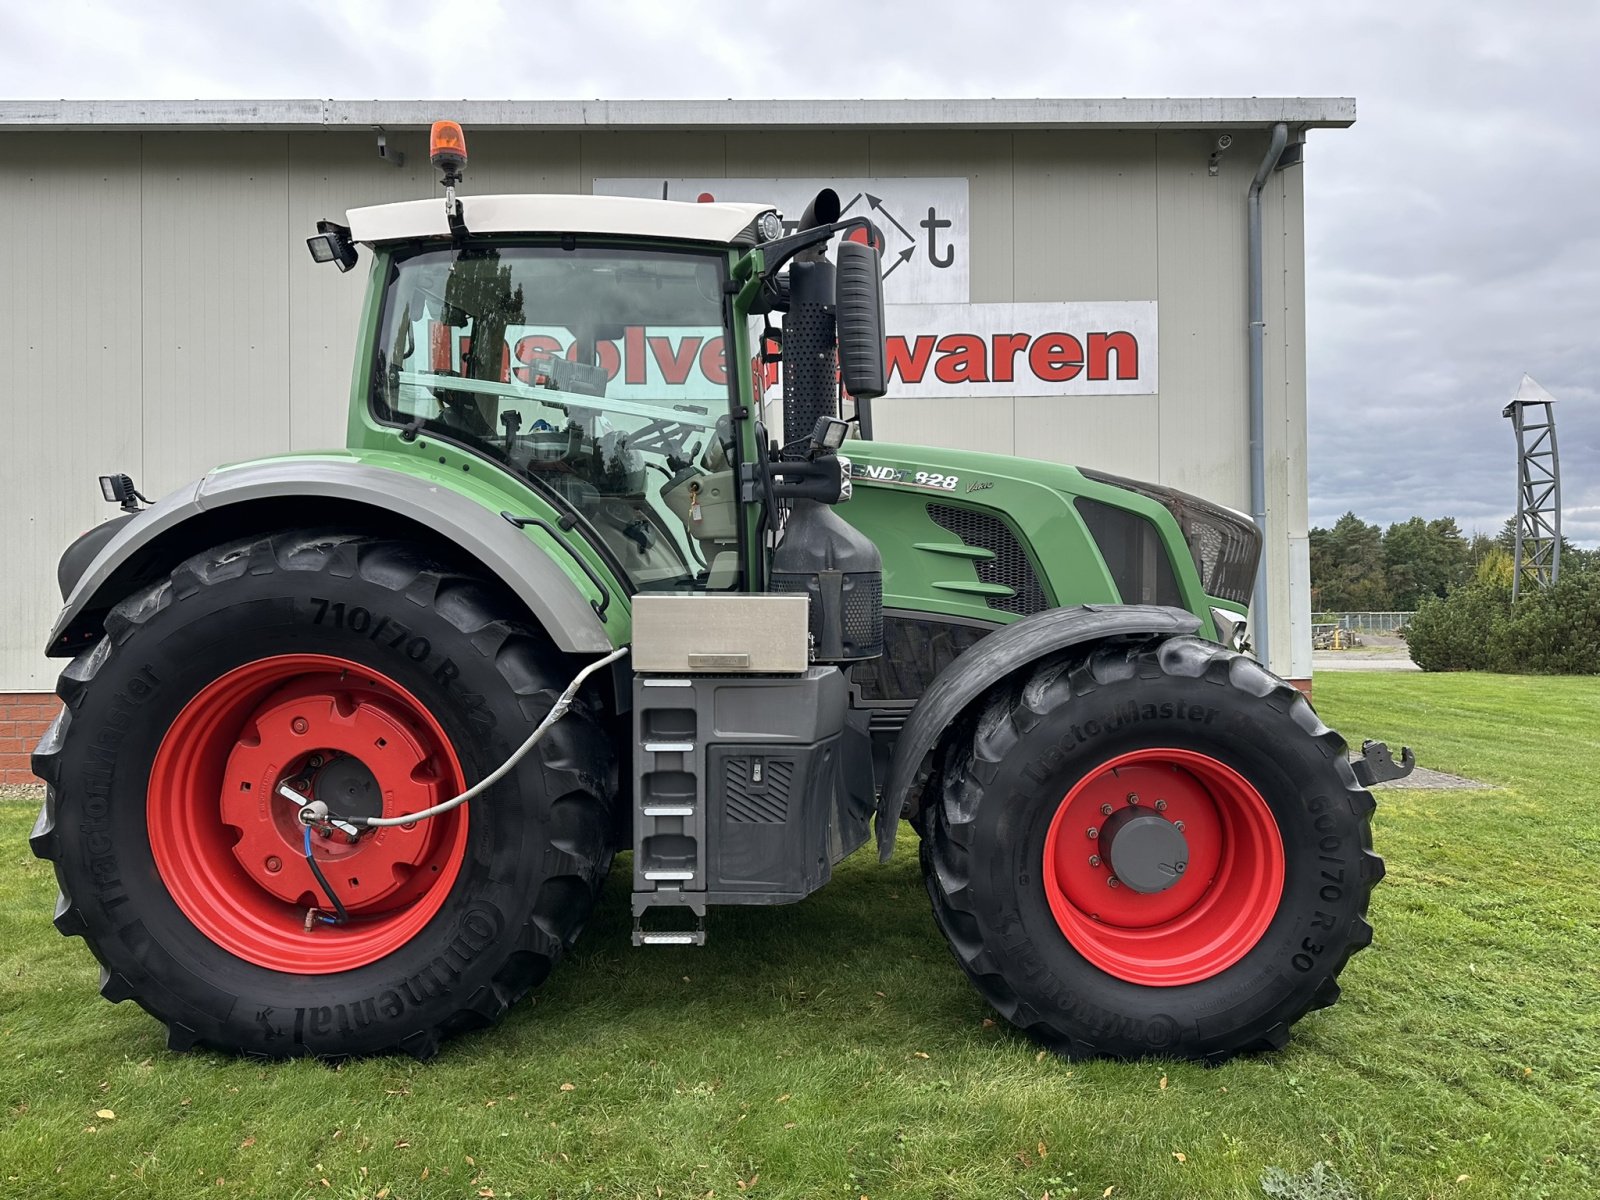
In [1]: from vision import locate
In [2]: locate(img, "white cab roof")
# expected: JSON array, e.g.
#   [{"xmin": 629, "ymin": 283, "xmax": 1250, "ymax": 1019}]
[{"xmin": 346, "ymin": 194, "xmax": 773, "ymax": 246}]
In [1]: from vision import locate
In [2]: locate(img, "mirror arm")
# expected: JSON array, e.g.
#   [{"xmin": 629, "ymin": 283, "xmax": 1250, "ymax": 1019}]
[
  {"xmin": 756, "ymin": 217, "xmax": 877, "ymax": 283},
  {"xmin": 853, "ymin": 395, "xmax": 875, "ymax": 441}
]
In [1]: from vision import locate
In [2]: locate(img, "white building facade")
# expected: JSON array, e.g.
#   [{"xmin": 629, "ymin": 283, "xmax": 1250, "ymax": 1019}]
[{"xmin": 0, "ymin": 97, "xmax": 1352, "ymax": 778}]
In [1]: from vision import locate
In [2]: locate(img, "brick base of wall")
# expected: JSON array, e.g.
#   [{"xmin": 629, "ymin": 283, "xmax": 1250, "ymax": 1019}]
[
  {"xmin": 1, "ymin": 693, "xmax": 59, "ymax": 786},
  {"xmin": 1, "ymin": 677, "xmax": 1315, "ymax": 787}
]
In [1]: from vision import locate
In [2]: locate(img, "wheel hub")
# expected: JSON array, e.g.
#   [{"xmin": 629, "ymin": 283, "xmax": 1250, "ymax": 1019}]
[
  {"xmin": 221, "ymin": 685, "xmax": 450, "ymax": 910},
  {"xmin": 1099, "ymin": 806, "xmax": 1189, "ymax": 894},
  {"xmin": 147, "ymin": 653, "xmax": 468, "ymax": 974},
  {"xmin": 310, "ymin": 755, "xmax": 385, "ymax": 823},
  {"xmin": 1040, "ymin": 748, "xmax": 1285, "ymax": 986}
]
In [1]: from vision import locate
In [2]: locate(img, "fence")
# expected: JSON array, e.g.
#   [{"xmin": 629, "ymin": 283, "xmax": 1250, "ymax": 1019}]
[{"xmin": 1311, "ymin": 611, "xmax": 1416, "ymax": 638}]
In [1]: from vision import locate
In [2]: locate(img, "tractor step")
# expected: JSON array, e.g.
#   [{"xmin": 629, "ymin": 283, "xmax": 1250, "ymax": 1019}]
[
  {"xmin": 631, "ymin": 891, "xmax": 707, "ymax": 947},
  {"xmin": 638, "ymin": 931, "xmax": 704, "ymax": 946}
]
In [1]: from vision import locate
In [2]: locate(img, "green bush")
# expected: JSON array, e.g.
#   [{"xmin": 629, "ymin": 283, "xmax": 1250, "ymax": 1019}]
[
  {"xmin": 1407, "ymin": 583, "xmax": 1509, "ymax": 671},
  {"xmin": 1495, "ymin": 570, "xmax": 1600, "ymax": 673},
  {"xmin": 1407, "ymin": 564, "xmax": 1600, "ymax": 674}
]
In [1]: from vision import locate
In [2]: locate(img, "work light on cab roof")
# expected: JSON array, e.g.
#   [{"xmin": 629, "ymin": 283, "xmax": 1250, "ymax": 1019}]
[{"xmin": 37, "ymin": 117, "xmax": 1413, "ymax": 1068}]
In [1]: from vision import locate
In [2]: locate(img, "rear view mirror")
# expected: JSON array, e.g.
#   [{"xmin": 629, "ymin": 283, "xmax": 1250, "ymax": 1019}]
[{"xmin": 835, "ymin": 240, "xmax": 886, "ymax": 400}]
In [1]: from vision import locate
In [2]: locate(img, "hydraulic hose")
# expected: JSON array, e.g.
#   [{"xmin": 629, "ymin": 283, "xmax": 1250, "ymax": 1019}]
[{"xmin": 293, "ymin": 645, "xmax": 629, "ymax": 832}]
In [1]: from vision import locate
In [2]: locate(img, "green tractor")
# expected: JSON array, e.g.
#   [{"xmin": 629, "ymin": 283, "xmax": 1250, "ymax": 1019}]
[{"xmin": 31, "ymin": 122, "xmax": 1405, "ymax": 1063}]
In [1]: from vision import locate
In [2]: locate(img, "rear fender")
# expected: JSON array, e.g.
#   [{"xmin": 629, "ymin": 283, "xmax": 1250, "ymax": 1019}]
[
  {"xmin": 876, "ymin": 604, "xmax": 1202, "ymax": 860},
  {"xmin": 49, "ymin": 460, "xmax": 614, "ymax": 657}
]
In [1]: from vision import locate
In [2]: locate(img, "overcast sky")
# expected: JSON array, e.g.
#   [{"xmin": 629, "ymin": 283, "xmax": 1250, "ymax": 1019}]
[{"xmin": 4, "ymin": 0, "xmax": 1596, "ymax": 544}]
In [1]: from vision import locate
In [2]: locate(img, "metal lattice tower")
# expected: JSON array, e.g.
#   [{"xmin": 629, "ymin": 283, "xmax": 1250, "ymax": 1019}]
[{"xmin": 1502, "ymin": 374, "xmax": 1562, "ymax": 600}]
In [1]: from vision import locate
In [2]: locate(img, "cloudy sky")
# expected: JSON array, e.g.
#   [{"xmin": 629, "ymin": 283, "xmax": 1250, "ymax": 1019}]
[{"xmin": 4, "ymin": 0, "xmax": 1595, "ymax": 544}]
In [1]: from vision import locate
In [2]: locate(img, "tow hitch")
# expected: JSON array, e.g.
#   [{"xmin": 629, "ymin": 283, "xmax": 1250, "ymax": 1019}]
[{"xmin": 1351, "ymin": 740, "xmax": 1416, "ymax": 787}]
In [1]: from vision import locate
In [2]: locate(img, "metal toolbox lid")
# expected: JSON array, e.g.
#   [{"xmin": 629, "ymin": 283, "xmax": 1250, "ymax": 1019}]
[{"xmin": 631, "ymin": 594, "xmax": 810, "ymax": 674}]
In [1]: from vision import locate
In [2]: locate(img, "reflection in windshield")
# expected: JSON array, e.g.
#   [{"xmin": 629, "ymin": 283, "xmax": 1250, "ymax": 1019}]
[{"xmin": 374, "ymin": 245, "xmax": 743, "ymax": 591}]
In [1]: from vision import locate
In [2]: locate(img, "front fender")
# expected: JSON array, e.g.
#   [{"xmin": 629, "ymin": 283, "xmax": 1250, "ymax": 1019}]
[
  {"xmin": 50, "ymin": 458, "xmax": 614, "ymax": 657},
  {"xmin": 876, "ymin": 603, "xmax": 1203, "ymax": 860}
]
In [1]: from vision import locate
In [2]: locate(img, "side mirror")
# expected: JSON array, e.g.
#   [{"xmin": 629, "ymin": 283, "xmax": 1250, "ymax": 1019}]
[{"xmin": 835, "ymin": 240, "xmax": 886, "ymax": 401}]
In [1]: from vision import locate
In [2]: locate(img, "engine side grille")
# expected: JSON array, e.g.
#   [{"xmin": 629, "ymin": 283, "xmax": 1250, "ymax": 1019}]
[
  {"xmin": 926, "ymin": 504, "xmax": 1049, "ymax": 616},
  {"xmin": 844, "ymin": 575, "xmax": 885, "ymax": 648}
]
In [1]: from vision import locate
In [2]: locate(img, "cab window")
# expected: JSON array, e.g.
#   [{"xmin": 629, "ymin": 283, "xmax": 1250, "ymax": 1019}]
[{"xmin": 373, "ymin": 244, "xmax": 743, "ymax": 591}]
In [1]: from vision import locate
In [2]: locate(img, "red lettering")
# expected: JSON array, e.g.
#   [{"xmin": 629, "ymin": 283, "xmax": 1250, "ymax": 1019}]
[
  {"xmin": 648, "ymin": 336, "xmax": 702, "ymax": 386},
  {"xmin": 512, "ymin": 334, "xmax": 561, "ymax": 384},
  {"xmin": 596, "ymin": 339, "xmax": 621, "ymax": 380},
  {"xmin": 1029, "ymin": 333, "xmax": 1083, "ymax": 383},
  {"xmin": 886, "ymin": 335, "xmax": 937, "ymax": 384},
  {"xmin": 763, "ymin": 337, "xmax": 780, "ymax": 390},
  {"xmin": 991, "ymin": 333, "xmax": 1029, "ymax": 383},
  {"xmin": 698, "ymin": 336, "xmax": 727, "ymax": 386},
  {"xmin": 456, "ymin": 336, "xmax": 511, "ymax": 383},
  {"xmin": 429, "ymin": 321, "xmax": 451, "ymax": 372},
  {"xmin": 624, "ymin": 325, "xmax": 647, "ymax": 385},
  {"xmin": 1087, "ymin": 331, "xmax": 1139, "ymax": 381},
  {"xmin": 934, "ymin": 334, "xmax": 989, "ymax": 384}
]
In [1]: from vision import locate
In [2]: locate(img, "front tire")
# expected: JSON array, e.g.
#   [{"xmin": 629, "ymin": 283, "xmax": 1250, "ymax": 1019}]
[
  {"xmin": 921, "ymin": 635, "xmax": 1383, "ymax": 1063},
  {"xmin": 29, "ymin": 532, "xmax": 617, "ymax": 1059}
]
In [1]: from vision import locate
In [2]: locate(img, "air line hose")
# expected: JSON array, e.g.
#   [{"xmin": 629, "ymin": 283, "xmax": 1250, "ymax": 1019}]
[{"xmin": 313, "ymin": 645, "xmax": 629, "ymax": 832}]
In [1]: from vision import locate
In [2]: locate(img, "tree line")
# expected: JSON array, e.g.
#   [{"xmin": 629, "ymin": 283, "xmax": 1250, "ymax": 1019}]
[{"xmin": 1310, "ymin": 513, "xmax": 1594, "ymax": 612}]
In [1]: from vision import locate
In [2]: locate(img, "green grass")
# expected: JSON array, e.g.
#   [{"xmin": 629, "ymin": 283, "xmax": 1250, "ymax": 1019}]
[{"xmin": 3, "ymin": 672, "xmax": 1598, "ymax": 1199}]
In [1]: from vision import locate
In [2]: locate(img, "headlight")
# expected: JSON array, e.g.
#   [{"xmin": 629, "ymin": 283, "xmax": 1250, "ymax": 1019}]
[
  {"xmin": 1210, "ymin": 607, "xmax": 1250, "ymax": 652},
  {"xmin": 756, "ymin": 210, "xmax": 784, "ymax": 242}
]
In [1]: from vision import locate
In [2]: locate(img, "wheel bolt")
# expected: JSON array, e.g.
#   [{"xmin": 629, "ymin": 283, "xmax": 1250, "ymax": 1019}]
[
  {"xmin": 1174, "ymin": 820, "xmax": 1186, "ymax": 832},
  {"xmin": 1127, "ymin": 792, "xmax": 1140, "ymax": 805},
  {"xmin": 1155, "ymin": 799, "xmax": 1167, "ymax": 812},
  {"xmin": 1107, "ymin": 875, "xmax": 1121, "ymax": 888},
  {"xmin": 307, "ymin": 755, "xmax": 323, "ymax": 769},
  {"xmin": 1100, "ymin": 803, "xmax": 1113, "ymax": 816},
  {"xmin": 1088, "ymin": 854, "xmax": 1101, "ymax": 867},
  {"xmin": 291, "ymin": 717, "xmax": 309, "ymax": 735},
  {"xmin": 1086, "ymin": 826, "xmax": 1099, "ymax": 839},
  {"xmin": 265, "ymin": 856, "xmax": 282, "ymax": 873}
]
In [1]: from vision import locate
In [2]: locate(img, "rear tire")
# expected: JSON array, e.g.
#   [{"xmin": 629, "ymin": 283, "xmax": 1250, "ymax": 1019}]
[
  {"xmin": 29, "ymin": 532, "xmax": 617, "ymax": 1059},
  {"xmin": 921, "ymin": 635, "xmax": 1382, "ymax": 1063}
]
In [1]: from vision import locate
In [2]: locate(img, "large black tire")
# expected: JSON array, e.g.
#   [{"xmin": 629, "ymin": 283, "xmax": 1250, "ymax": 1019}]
[
  {"xmin": 921, "ymin": 635, "xmax": 1383, "ymax": 1063},
  {"xmin": 29, "ymin": 532, "xmax": 617, "ymax": 1059}
]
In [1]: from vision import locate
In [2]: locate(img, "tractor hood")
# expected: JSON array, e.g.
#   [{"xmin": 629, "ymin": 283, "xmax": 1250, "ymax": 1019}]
[{"xmin": 836, "ymin": 440, "xmax": 1260, "ymax": 634}]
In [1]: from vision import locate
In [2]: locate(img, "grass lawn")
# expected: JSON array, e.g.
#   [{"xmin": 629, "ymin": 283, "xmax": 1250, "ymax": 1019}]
[{"xmin": 3, "ymin": 672, "xmax": 1597, "ymax": 1199}]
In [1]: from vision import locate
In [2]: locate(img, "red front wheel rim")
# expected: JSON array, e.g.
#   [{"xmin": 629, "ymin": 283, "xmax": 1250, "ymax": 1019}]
[
  {"xmin": 147, "ymin": 654, "xmax": 468, "ymax": 974},
  {"xmin": 1041, "ymin": 748, "xmax": 1285, "ymax": 986}
]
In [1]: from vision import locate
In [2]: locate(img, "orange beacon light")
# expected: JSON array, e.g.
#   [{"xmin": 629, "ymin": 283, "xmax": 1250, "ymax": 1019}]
[{"xmin": 430, "ymin": 120, "xmax": 467, "ymax": 183}]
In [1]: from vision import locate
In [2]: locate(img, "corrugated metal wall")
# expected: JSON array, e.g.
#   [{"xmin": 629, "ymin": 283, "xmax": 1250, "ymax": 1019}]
[{"xmin": 0, "ymin": 127, "xmax": 1309, "ymax": 689}]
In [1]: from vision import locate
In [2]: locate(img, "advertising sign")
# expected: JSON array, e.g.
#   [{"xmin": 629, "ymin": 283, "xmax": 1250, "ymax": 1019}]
[
  {"xmin": 595, "ymin": 177, "xmax": 970, "ymax": 305},
  {"xmin": 882, "ymin": 302, "xmax": 1157, "ymax": 397}
]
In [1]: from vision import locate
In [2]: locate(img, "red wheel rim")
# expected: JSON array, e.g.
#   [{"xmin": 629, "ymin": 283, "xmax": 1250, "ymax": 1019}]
[
  {"xmin": 1040, "ymin": 748, "xmax": 1284, "ymax": 986},
  {"xmin": 147, "ymin": 654, "xmax": 468, "ymax": 973}
]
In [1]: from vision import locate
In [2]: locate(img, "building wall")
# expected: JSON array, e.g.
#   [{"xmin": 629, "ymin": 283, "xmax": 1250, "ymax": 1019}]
[{"xmin": 0, "ymin": 127, "xmax": 1310, "ymax": 746}]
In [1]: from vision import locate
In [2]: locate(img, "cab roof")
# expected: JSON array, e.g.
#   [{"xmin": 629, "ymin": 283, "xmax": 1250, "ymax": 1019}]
[{"xmin": 345, "ymin": 194, "xmax": 775, "ymax": 247}]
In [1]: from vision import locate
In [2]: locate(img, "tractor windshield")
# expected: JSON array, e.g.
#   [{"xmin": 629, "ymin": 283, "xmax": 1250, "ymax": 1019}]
[{"xmin": 372, "ymin": 244, "xmax": 745, "ymax": 591}]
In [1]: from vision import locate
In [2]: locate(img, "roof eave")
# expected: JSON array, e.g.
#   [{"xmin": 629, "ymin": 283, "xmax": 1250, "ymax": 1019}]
[{"xmin": 0, "ymin": 97, "xmax": 1357, "ymax": 133}]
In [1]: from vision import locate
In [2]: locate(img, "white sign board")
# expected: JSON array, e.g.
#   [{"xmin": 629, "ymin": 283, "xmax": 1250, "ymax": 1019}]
[
  {"xmin": 595, "ymin": 177, "xmax": 970, "ymax": 305},
  {"xmin": 881, "ymin": 302, "xmax": 1158, "ymax": 397}
]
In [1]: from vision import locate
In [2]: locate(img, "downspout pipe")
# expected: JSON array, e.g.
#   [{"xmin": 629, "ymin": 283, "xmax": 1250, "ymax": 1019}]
[{"xmin": 1247, "ymin": 122, "xmax": 1288, "ymax": 666}]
